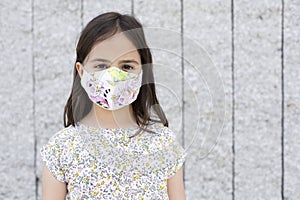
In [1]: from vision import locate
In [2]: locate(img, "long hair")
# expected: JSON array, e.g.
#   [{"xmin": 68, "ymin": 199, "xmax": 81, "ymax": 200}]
[{"xmin": 63, "ymin": 12, "xmax": 168, "ymax": 137}]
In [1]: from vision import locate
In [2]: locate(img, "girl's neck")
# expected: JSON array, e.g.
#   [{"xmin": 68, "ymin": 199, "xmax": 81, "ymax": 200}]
[{"xmin": 80, "ymin": 103, "xmax": 138, "ymax": 129}]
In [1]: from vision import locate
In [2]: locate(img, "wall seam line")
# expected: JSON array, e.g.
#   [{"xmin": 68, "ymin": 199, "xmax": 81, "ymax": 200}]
[
  {"xmin": 131, "ymin": 0, "xmax": 134, "ymax": 16},
  {"xmin": 231, "ymin": 0, "xmax": 235, "ymax": 199},
  {"xmin": 31, "ymin": 0, "xmax": 37, "ymax": 199},
  {"xmin": 281, "ymin": 0, "xmax": 285, "ymax": 199},
  {"xmin": 81, "ymin": 0, "xmax": 84, "ymax": 29},
  {"xmin": 180, "ymin": 0, "xmax": 186, "ymax": 185}
]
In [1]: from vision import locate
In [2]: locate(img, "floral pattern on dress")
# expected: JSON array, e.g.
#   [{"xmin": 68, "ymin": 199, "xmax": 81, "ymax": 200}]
[{"xmin": 40, "ymin": 121, "xmax": 188, "ymax": 199}]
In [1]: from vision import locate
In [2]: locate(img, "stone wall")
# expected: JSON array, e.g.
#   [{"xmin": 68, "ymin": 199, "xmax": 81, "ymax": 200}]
[{"xmin": 0, "ymin": 0, "xmax": 299, "ymax": 199}]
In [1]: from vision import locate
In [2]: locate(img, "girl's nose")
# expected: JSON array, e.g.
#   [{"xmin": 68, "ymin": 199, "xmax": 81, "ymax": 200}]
[{"xmin": 110, "ymin": 61, "xmax": 121, "ymax": 70}]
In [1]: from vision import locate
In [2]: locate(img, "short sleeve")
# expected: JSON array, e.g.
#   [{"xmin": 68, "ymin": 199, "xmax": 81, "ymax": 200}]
[
  {"xmin": 164, "ymin": 128, "xmax": 188, "ymax": 179},
  {"xmin": 40, "ymin": 131, "xmax": 67, "ymax": 182}
]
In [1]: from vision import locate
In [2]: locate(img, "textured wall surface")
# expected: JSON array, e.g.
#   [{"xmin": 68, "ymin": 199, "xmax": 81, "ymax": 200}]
[{"xmin": 0, "ymin": 0, "xmax": 299, "ymax": 199}]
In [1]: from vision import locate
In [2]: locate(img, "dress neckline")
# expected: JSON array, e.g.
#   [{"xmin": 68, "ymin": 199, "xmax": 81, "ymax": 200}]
[{"xmin": 75, "ymin": 121, "xmax": 141, "ymax": 132}]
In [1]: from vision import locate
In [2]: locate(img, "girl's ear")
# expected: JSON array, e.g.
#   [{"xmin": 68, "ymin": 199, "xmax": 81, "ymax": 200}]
[{"xmin": 75, "ymin": 62, "xmax": 83, "ymax": 78}]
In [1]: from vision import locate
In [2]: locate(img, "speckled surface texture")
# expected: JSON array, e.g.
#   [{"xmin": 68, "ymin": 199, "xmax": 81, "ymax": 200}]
[{"xmin": 0, "ymin": 0, "xmax": 299, "ymax": 199}]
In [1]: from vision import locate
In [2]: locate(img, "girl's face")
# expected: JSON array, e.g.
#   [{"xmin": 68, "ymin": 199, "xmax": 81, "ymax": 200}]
[{"xmin": 76, "ymin": 32, "xmax": 142, "ymax": 77}]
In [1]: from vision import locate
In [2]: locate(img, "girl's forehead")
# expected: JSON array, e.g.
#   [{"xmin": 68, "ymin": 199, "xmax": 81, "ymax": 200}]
[{"xmin": 87, "ymin": 33, "xmax": 140, "ymax": 63}]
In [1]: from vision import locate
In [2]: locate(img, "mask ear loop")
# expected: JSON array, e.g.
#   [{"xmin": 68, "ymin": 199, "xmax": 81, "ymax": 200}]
[{"xmin": 94, "ymin": 107, "xmax": 103, "ymax": 128}]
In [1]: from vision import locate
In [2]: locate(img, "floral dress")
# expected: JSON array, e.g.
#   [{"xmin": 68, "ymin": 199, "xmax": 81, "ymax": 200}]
[{"xmin": 40, "ymin": 121, "xmax": 188, "ymax": 199}]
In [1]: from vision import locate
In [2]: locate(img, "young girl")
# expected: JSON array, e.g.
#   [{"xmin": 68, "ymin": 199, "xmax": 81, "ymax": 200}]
[{"xmin": 40, "ymin": 12, "xmax": 188, "ymax": 200}]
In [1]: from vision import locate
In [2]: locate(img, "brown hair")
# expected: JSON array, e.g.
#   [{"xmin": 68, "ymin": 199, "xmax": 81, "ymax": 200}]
[{"xmin": 63, "ymin": 12, "xmax": 168, "ymax": 137}]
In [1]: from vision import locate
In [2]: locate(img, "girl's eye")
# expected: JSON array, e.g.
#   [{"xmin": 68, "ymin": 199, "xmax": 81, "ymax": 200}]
[
  {"xmin": 122, "ymin": 65, "xmax": 134, "ymax": 71},
  {"xmin": 95, "ymin": 64, "xmax": 109, "ymax": 70}
]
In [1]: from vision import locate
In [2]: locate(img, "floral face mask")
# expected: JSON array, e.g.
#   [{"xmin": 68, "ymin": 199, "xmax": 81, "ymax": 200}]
[{"xmin": 80, "ymin": 66, "xmax": 143, "ymax": 110}]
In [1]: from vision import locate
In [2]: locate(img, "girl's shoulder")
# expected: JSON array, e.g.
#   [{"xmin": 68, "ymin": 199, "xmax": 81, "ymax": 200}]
[
  {"xmin": 143, "ymin": 121, "xmax": 179, "ymax": 141},
  {"xmin": 40, "ymin": 125, "xmax": 79, "ymax": 182},
  {"xmin": 135, "ymin": 122, "xmax": 188, "ymax": 179},
  {"xmin": 136, "ymin": 122, "xmax": 183, "ymax": 152},
  {"xmin": 43, "ymin": 124, "xmax": 79, "ymax": 146}
]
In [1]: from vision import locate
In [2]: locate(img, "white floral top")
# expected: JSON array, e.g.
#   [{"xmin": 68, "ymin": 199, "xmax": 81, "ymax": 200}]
[{"xmin": 40, "ymin": 121, "xmax": 188, "ymax": 199}]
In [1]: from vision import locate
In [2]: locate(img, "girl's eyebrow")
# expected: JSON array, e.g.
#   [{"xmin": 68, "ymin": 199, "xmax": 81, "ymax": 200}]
[
  {"xmin": 91, "ymin": 58, "xmax": 139, "ymax": 64},
  {"xmin": 119, "ymin": 59, "xmax": 139, "ymax": 65},
  {"xmin": 91, "ymin": 58, "xmax": 110, "ymax": 63}
]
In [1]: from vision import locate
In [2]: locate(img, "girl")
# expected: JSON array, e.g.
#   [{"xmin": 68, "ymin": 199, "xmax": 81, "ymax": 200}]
[{"xmin": 40, "ymin": 12, "xmax": 187, "ymax": 200}]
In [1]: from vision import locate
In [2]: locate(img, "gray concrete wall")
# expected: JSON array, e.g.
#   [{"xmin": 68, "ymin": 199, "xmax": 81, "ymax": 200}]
[{"xmin": 0, "ymin": 0, "xmax": 299, "ymax": 199}]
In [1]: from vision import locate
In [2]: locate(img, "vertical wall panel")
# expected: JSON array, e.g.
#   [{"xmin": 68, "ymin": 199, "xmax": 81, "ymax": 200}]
[
  {"xmin": 0, "ymin": 0, "xmax": 35, "ymax": 199},
  {"xmin": 83, "ymin": 0, "xmax": 132, "ymax": 27},
  {"xmin": 284, "ymin": 0, "xmax": 300, "ymax": 199},
  {"xmin": 184, "ymin": 1, "xmax": 232, "ymax": 199},
  {"xmin": 134, "ymin": 0, "xmax": 183, "ymax": 140},
  {"xmin": 34, "ymin": 0, "xmax": 81, "ymax": 199},
  {"xmin": 234, "ymin": 1, "xmax": 282, "ymax": 199}
]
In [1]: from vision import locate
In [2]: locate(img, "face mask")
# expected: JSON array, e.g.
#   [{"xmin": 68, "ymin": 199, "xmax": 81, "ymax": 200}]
[{"xmin": 80, "ymin": 66, "xmax": 143, "ymax": 110}]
